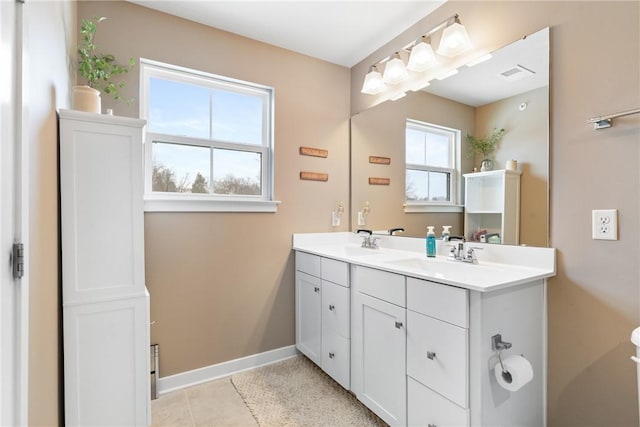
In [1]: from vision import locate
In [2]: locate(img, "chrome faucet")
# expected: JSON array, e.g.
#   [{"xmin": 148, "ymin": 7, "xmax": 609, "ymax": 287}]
[
  {"xmin": 356, "ymin": 229, "xmax": 379, "ymax": 249},
  {"xmin": 447, "ymin": 236, "xmax": 478, "ymax": 264},
  {"xmin": 388, "ymin": 227, "xmax": 405, "ymax": 236}
]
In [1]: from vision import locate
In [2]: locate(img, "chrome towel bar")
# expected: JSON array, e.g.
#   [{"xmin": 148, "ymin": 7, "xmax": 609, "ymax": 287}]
[{"xmin": 587, "ymin": 107, "xmax": 640, "ymax": 130}]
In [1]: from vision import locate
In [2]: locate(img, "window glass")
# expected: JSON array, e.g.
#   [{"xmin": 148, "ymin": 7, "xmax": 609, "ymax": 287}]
[
  {"xmin": 148, "ymin": 78, "xmax": 209, "ymax": 139},
  {"xmin": 405, "ymin": 120, "xmax": 458, "ymax": 205},
  {"xmin": 212, "ymin": 89, "xmax": 263, "ymax": 145},
  {"xmin": 141, "ymin": 60, "xmax": 275, "ymax": 211},
  {"xmin": 213, "ymin": 149, "xmax": 262, "ymax": 196},
  {"xmin": 151, "ymin": 142, "xmax": 210, "ymax": 193}
]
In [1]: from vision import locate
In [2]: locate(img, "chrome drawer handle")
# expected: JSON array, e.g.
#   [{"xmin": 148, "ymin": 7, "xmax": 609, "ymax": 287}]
[
  {"xmin": 427, "ymin": 351, "xmax": 437, "ymax": 360},
  {"xmin": 314, "ymin": 287, "xmax": 320, "ymax": 293},
  {"xmin": 329, "ymin": 352, "xmax": 335, "ymax": 359},
  {"xmin": 329, "ymin": 304, "xmax": 335, "ymax": 311},
  {"xmin": 428, "ymin": 424, "xmax": 437, "ymax": 427},
  {"xmin": 395, "ymin": 321, "xmax": 403, "ymax": 329}
]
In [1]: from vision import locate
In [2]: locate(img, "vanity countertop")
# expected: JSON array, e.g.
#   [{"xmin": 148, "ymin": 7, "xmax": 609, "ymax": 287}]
[{"xmin": 293, "ymin": 232, "xmax": 556, "ymax": 293}]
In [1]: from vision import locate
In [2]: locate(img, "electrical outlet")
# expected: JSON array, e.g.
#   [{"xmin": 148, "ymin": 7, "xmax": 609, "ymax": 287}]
[
  {"xmin": 357, "ymin": 211, "xmax": 366, "ymax": 226},
  {"xmin": 331, "ymin": 211, "xmax": 340, "ymax": 227},
  {"xmin": 592, "ymin": 209, "xmax": 618, "ymax": 240}
]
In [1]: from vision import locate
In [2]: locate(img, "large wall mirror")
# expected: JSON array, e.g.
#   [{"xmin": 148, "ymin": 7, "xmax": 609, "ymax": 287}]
[{"xmin": 351, "ymin": 27, "xmax": 549, "ymax": 247}]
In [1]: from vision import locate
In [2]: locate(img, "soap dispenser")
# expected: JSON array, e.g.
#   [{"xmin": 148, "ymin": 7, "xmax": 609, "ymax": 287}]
[
  {"xmin": 442, "ymin": 226, "xmax": 452, "ymax": 241},
  {"xmin": 426, "ymin": 226, "xmax": 436, "ymax": 258}
]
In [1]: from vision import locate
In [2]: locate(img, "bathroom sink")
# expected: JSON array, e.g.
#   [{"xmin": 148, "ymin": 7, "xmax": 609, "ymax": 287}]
[{"xmin": 383, "ymin": 256, "xmax": 481, "ymax": 279}]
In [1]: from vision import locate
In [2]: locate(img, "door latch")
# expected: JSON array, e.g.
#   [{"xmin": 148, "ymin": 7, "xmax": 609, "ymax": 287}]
[{"xmin": 12, "ymin": 243, "xmax": 24, "ymax": 279}]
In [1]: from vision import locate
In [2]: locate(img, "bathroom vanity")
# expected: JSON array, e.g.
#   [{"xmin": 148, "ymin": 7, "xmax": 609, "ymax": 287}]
[{"xmin": 293, "ymin": 232, "xmax": 555, "ymax": 427}]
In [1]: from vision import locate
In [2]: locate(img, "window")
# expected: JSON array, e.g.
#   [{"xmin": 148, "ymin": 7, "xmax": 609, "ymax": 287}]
[
  {"xmin": 140, "ymin": 59, "xmax": 277, "ymax": 212},
  {"xmin": 405, "ymin": 119, "xmax": 462, "ymax": 213}
]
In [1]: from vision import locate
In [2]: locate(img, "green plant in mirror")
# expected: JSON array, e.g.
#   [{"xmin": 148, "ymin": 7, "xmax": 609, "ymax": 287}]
[
  {"xmin": 465, "ymin": 128, "xmax": 505, "ymax": 158},
  {"xmin": 78, "ymin": 16, "xmax": 135, "ymax": 104}
]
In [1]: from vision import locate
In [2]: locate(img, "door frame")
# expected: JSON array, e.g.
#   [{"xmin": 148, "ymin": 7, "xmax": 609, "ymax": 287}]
[{"xmin": 0, "ymin": 0, "xmax": 29, "ymax": 425}]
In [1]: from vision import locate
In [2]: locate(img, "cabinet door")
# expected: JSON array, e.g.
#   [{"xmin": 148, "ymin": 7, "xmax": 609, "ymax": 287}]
[
  {"xmin": 295, "ymin": 271, "xmax": 322, "ymax": 365},
  {"xmin": 322, "ymin": 331, "xmax": 350, "ymax": 389},
  {"xmin": 63, "ymin": 295, "xmax": 149, "ymax": 427},
  {"xmin": 322, "ymin": 280, "xmax": 350, "ymax": 338},
  {"xmin": 354, "ymin": 292, "xmax": 406, "ymax": 426},
  {"xmin": 60, "ymin": 113, "xmax": 146, "ymax": 304}
]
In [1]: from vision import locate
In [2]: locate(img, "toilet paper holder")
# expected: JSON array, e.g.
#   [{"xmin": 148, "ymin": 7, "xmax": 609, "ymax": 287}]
[
  {"xmin": 492, "ymin": 334, "xmax": 513, "ymax": 384},
  {"xmin": 491, "ymin": 334, "xmax": 512, "ymax": 351}
]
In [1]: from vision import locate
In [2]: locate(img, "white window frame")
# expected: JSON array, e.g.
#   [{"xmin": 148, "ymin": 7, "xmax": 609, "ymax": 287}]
[
  {"xmin": 140, "ymin": 59, "xmax": 279, "ymax": 212},
  {"xmin": 404, "ymin": 119, "xmax": 463, "ymax": 213}
]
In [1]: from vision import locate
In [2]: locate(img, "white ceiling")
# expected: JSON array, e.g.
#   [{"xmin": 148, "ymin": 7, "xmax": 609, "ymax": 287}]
[{"xmin": 129, "ymin": 1, "xmax": 446, "ymax": 67}]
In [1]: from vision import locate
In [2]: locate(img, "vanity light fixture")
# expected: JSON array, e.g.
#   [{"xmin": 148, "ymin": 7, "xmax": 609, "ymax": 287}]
[
  {"xmin": 361, "ymin": 13, "xmax": 473, "ymax": 96},
  {"xmin": 407, "ymin": 36, "xmax": 438, "ymax": 72},
  {"xmin": 382, "ymin": 52, "xmax": 409, "ymax": 85},
  {"xmin": 361, "ymin": 65, "xmax": 385, "ymax": 95},
  {"xmin": 436, "ymin": 15, "xmax": 472, "ymax": 58}
]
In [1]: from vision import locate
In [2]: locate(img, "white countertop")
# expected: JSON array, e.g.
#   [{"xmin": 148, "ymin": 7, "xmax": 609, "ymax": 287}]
[{"xmin": 293, "ymin": 232, "xmax": 556, "ymax": 293}]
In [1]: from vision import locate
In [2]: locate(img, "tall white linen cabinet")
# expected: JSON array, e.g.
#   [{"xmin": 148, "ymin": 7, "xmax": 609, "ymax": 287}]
[{"xmin": 59, "ymin": 109, "xmax": 150, "ymax": 426}]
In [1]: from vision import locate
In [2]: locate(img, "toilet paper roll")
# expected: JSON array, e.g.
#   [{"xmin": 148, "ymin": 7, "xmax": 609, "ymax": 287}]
[{"xmin": 494, "ymin": 355, "xmax": 534, "ymax": 391}]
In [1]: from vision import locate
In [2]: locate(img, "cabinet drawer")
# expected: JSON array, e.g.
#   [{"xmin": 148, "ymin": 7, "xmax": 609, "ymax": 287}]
[
  {"xmin": 296, "ymin": 251, "xmax": 320, "ymax": 277},
  {"xmin": 322, "ymin": 281, "xmax": 350, "ymax": 338},
  {"xmin": 407, "ymin": 310, "xmax": 468, "ymax": 408},
  {"xmin": 321, "ymin": 257, "xmax": 349, "ymax": 287},
  {"xmin": 407, "ymin": 277, "xmax": 468, "ymax": 328},
  {"xmin": 321, "ymin": 331, "xmax": 350, "ymax": 390},
  {"xmin": 352, "ymin": 265, "xmax": 405, "ymax": 307},
  {"xmin": 408, "ymin": 377, "xmax": 469, "ymax": 427}
]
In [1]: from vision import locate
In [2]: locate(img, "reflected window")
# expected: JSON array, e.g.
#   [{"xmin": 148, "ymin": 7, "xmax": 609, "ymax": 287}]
[
  {"xmin": 405, "ymin": 120, "xmax": 458, "ymax": 204},
  {"xmin": 141, "ymin": 60, "xmax": 274, "ymax": 210}
]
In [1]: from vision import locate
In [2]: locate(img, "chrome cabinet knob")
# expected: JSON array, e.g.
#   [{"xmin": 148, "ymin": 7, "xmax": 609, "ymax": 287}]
[
  {"xmin": 314, "ymin": 287, "xmax": 320, "ymax": 293},
  {"xmin": 427, "ymin": 351, "xmax": 437, "ymax": 360},
  {"xmin": 329, "ymin": 352, "xmax": 335, "ymax": 359},
  {"xmin": 395, "ymin": 321, "xmax": 403, "ymax": 329},
  {"xmin": 329, "ymin": 304, "xmax": 335, "ymax": 311}
]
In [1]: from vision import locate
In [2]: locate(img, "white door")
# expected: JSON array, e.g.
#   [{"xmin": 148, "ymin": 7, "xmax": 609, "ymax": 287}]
[
  {"xmin": 0, "ymin": 0, "xmax": 28, "ymax": 425},
  {"xmin": 356, "ymin": 292, "xmax": 406, "ymax": 426}
]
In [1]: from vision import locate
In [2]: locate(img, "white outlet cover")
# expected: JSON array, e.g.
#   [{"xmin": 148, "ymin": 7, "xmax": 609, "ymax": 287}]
[{"xmin": 592, "ymin": 209, "xmax": 618, "ymax": 240}]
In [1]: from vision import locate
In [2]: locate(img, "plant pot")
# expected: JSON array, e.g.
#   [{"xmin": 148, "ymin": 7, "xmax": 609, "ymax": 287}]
[
  {"xmin": 72, "ymin": 85, "xmax": 101, "ymax": 113},
  {"xmin": 480, "ymin": 158, "xmax": 493, "ymax": 172}
]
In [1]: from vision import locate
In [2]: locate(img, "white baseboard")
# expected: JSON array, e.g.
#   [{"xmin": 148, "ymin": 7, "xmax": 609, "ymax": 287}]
[{"xmin": 157, "ymin": 345, "xmax": 299, "ymax": 395}]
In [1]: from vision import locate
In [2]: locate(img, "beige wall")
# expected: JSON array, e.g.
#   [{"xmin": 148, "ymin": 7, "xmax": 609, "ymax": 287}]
[
  {"xmin": 476, "ymin": 87, "xmax": 549, "ymax": 247},
  {"xmin": 352, "ymin": 2, "xmax": 640, "ymax": 425},
  {"xmin": 351, "ymin": 90, "xmax": 473, "ymax": 237},
  {"xmin": 26, "ymin": 1, "xmax": 75, "ymax": 425},
  {"xmin": 77, "ymin": 1, "xmax": 351, "ymax": 376}
]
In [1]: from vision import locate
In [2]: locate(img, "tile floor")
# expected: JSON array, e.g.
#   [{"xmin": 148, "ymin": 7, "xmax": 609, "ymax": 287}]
[{"xmin": 151, "ymin": 377, "xmax": 258, "ymax": 427}]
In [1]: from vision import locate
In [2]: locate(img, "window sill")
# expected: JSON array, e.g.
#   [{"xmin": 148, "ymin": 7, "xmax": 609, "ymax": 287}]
[
  {"xmin": 144, "ymin": 196, "xmax": 281, "ymax": 213},
  {"xmin": 404, "ymin": 204, "xmax": 464, "ymax": 214}
]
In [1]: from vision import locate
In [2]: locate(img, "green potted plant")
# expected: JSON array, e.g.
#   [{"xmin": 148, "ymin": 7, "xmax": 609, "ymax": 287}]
[
  {"xmin": 73, "ymin": 16, "xmax": 135, "ymax": 113},
  {"xmin": 466, "ymin": 127, "xmax": 505, "ymax": 171}
]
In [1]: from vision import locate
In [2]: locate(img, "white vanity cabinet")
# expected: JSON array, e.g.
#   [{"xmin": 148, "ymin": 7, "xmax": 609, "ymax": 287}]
[
  {"xmin": 351, "ymin": 265, "xmax": 407, "ymax": 426},
  {"xmin": 464, "ymin": 169, "xmax": 521, "ymax": 245},
  {"xmin": 59, "ymin": 110, "xmax": 150, "ymax": 426},
  {"xmin": 295, "ymin": 252, "xmax": 350, "ymax": 388}
]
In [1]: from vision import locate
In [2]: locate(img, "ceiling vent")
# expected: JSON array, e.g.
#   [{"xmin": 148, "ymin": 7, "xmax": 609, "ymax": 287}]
[{"xmin": 499, "ymin": 64, "xmax": 535, "ymax": 82}]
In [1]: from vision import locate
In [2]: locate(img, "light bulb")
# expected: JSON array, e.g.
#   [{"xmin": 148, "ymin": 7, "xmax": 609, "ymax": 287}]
[
  {"xmin": 361, "ymin": 66, "xmax": 385, "ymax": 95},
  {"xmin": 437, "ymin": 18, "xmax": 472, "ymax": 57},
  {"xmin": 382, "ymin": 53, "xmax": 408, "ymax": 85},
  {"xmin": 407, "ymin": 38, "xmax": 438, "ymax": 72}
]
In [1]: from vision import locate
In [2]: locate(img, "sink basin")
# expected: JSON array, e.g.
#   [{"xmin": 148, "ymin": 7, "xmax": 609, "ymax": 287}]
[{"xmin": 384, "ymin": 256, "xmax": 477, "ymax": 277}]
